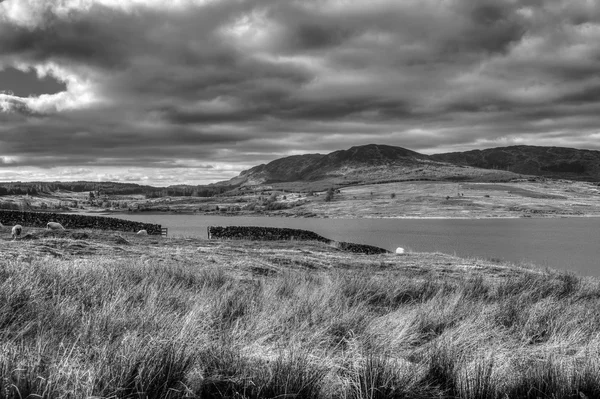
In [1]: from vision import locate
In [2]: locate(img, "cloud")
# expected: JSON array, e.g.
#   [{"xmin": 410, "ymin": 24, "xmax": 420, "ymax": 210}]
[{"xmin": 0, "ymin": 0, "xmax": 600, "ymax": 185}]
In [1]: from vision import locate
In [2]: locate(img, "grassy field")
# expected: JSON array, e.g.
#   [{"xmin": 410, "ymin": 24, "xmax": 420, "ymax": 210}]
[
  {"xmin": 297, "ymin": 180, "xmax": 600, "ymax": 219},
  {"xmin": 0, "ymin": 228, "xmax": 599, "ymax": 398},
  {"xmin": 3, "ymin": 177, "xmax": 600, "ymax": 220}
]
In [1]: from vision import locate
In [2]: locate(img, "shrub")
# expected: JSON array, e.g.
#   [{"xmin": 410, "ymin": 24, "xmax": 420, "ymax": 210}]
[
  {"xmin": 325, "ymin": 188, "xmax": 334, "ymax": 202},
  {"xmin": 265, "ymin": 202, "xmax": 290, "ymax": 211}
]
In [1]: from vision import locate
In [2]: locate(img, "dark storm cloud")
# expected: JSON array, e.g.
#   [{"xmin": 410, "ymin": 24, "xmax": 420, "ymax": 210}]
[
  {"xmin": 560, "ymin": 85, "xmax": 600, "ymax": 105},
  {"xmin": 456, "ymin": 2, "xmax": 527, "ymax": 54},
  {"xmin": 1, "ymin": 0, "xmax": 600, "ymax": 184},
  {"xmin": 293, "ymin": 23, "xmax": 352, "ymax": 50},
  {"xmin": 0, "ymin": 117, "xmax": 248, "ymax": 161},
  {"xmin": 0, "ymin": 5, "xmax": 134, "ymax": 69}
]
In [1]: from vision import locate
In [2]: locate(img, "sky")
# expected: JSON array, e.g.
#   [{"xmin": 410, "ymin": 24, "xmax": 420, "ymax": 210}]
[{"xmin": 1, "ymin": 0, "xmax": 600, "ymax": 186}]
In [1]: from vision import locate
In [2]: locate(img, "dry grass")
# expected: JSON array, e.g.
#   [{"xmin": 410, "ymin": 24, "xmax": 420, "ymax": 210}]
[
  {"xmin": 7, "ymin": 178, "xmax": 600, "ymax": 219},
  {"xmin": 124, "ymin": 179, "xmax": 600, "ymax": 218},
  {"xmin": 295, "ymin": 180, "xmax": 600, "ymax": 219},
  {"xmin": 0, "ymin": 231, "xmax": 599, "ymax": 398}
]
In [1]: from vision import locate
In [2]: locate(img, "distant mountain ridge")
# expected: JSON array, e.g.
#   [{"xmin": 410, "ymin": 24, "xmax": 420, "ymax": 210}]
[
  {"xmin": 224, "ymin": 144, "xmax": 431, "ymax": 186},
  {"xmin": 430, "ymin": 145, "xmax": 600, "ymax": 182},
  {"xmin": 222, "ymin": 144, "xmax": 600, "ymax": 186}
]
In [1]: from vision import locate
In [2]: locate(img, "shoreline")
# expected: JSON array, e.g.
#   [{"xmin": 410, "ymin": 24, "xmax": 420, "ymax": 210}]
[{"xmin": 72, "ymin": 210, "xmax": 600, "ymax": 220}]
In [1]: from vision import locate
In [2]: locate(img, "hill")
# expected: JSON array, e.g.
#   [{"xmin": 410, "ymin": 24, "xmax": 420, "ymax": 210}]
[
  {"xmin": 431, "ymin": 145, "xmax": 600, "ymax": 182},
  {"xmin": 221, "ymin": 144, "xmax": 600, "ymax": 189},
  {"xmin": 222, "ymin": 144, "xmax": 517, "ymax": 188}
]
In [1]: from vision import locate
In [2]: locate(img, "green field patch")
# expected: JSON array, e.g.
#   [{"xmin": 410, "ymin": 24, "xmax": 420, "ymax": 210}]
[{"xmin": 463, "ymin": 184, "xmax": 567, "ymax": 199}]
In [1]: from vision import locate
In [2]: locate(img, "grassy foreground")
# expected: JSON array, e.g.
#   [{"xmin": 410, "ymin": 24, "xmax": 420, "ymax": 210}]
[{"xmin": 1, "ymin": 230, "xmax": 600, "ymax": 398}]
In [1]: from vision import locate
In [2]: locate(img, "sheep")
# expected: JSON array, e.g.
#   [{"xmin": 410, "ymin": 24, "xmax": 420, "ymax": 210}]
[
  {"xmin": 395, "ymin": 247, "xmax": 405, "ymax": 254},
  {"xmin": 11, "ymin": 225, "xmax": 22, "ymax": 240},
  {"xmin": 136, "ymin": 229, "xmax": 148, "ymax": 235},
  {"xmin": 47, "ymin": 222, "xmax": 65, "ymax": 230}
]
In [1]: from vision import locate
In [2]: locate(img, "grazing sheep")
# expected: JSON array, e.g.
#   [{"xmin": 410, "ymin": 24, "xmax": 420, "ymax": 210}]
[
  {"xmin": 11, "ymin": 225, "xmax": 22, "ymax": 240},
  {"xmin": 136, "ymin": 229, "xmax": 148, "ymax": 235},
  {"xmin": 47, "ymin": 222, "xmax": 65, "ymax": 230},
  {"xmin": 395, "ymin": 247, "xmax": 405, "ymax": 254}
]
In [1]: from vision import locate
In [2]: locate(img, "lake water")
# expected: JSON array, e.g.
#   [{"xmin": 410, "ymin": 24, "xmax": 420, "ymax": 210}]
[{"xmin": 104, "ymin": 214, "xmax": 600, "ymax": 276}]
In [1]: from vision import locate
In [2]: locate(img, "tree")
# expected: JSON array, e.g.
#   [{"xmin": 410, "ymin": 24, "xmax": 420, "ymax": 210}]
[{"xmin": 325, "ymin": 187, "xmax": 334, "ymax": 202}]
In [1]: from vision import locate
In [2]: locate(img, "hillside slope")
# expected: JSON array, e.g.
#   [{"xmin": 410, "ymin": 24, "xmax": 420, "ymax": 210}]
[
  {"xmin": 431, "ymin": 145, "xmax": 600, "ymax": 182},
  {"xmin": 223, "ymin": 144, "xmax": 516, "ymax": 187},
  {"xmin": 1, "ymin": 230, "xmax": 599, "ymax": 398}
]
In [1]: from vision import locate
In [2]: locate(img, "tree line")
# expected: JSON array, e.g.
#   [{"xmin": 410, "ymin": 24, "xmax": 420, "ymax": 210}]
[{"xmin": 0, "ymin": 181, "xmax": 234, "ymax": 198}]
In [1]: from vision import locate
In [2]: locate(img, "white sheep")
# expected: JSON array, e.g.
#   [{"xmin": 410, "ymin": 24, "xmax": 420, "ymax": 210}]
[
  {"xmin": 11, "ymin": 225, "xmax": 22, "ymax": 240},
  {"xmin": 136, "ymin": 229, "xmax": 148, "ymax": 235},
  {"xmin": 395, "ymin": 247, "xmax": 405, "ymax": 254},
  {"xmin": 47, "ymin": 222, "xmax": 65, "ymax": 230}
]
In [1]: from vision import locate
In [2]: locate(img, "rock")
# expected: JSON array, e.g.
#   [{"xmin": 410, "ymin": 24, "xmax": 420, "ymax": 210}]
[{"xmin": 113, "ymin": 235, "xmax": 131, "ymax": 245}]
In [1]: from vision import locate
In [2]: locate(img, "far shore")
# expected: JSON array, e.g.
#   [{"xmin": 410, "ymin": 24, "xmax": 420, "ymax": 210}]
[
  {"xmin": 72, "ymin": 209, "xmax": 600, "ymax": 220},
  {"xmin": 3, "ymin": 179, "xmax": 600, "ymax": 220}
]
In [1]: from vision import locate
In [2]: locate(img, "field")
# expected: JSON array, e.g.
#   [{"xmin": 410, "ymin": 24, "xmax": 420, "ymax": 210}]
[
  {"xmin": 303, "ymin": 180, "xmax": 600, "ymax": 218},
  {"xmin": 4, "ymin": 178, "xmax": 599, "ymax": 220},
  {"xmin": 131, "ymin": 179, "xmax": 600, "ymax": 219},
  {"xmin": 1, "ymin": 228, "xmax": 599, "ymax": 398}
]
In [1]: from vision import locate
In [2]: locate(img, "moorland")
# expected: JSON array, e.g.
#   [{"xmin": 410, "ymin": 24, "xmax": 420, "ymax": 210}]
[{"xmin": 1, "ymin": 227, "xmax": 599, "ymax": 398}]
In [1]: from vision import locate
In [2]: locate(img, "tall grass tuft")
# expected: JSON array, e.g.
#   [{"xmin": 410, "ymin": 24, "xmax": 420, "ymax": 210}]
[
  {"xmin": 347, "ymin": 355, "xmax": 426, "ymax": 399},
  {"xmin": 1, "ymin": 249, "xmax": 599, "ymax": 398}
]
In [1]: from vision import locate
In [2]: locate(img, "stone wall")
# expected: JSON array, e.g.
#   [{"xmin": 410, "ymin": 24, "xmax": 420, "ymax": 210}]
[
  {"xmin": 0, "ymin": 210, "xmax": 162, "ymax": 235},
  {"xmin": 208, "ymin": 225, "xmax": 390, "ymax": 255},
  {"xmin": 331, "ymin": 241, "xmax": 389, "ymax": 255},
  {"xmin": 208, "ymin": 226, "xmax": 330, "ymax": 243}
]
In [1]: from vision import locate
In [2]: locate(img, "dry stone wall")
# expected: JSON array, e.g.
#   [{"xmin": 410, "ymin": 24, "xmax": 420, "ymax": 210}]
[
  {"xmin": 331, "ymin": 241, "xmax": 389, "ymax": 255},
  {"xmin": 0, "ymin": 210, "xmax": 162, "ymax": 235},
  {"xmin": 208, "ymin": 225, "xmax": 390, "ymax": 255},
  {"xmin": 208, "ymin": 226, "xmax": 330, "ymax": 243}
]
